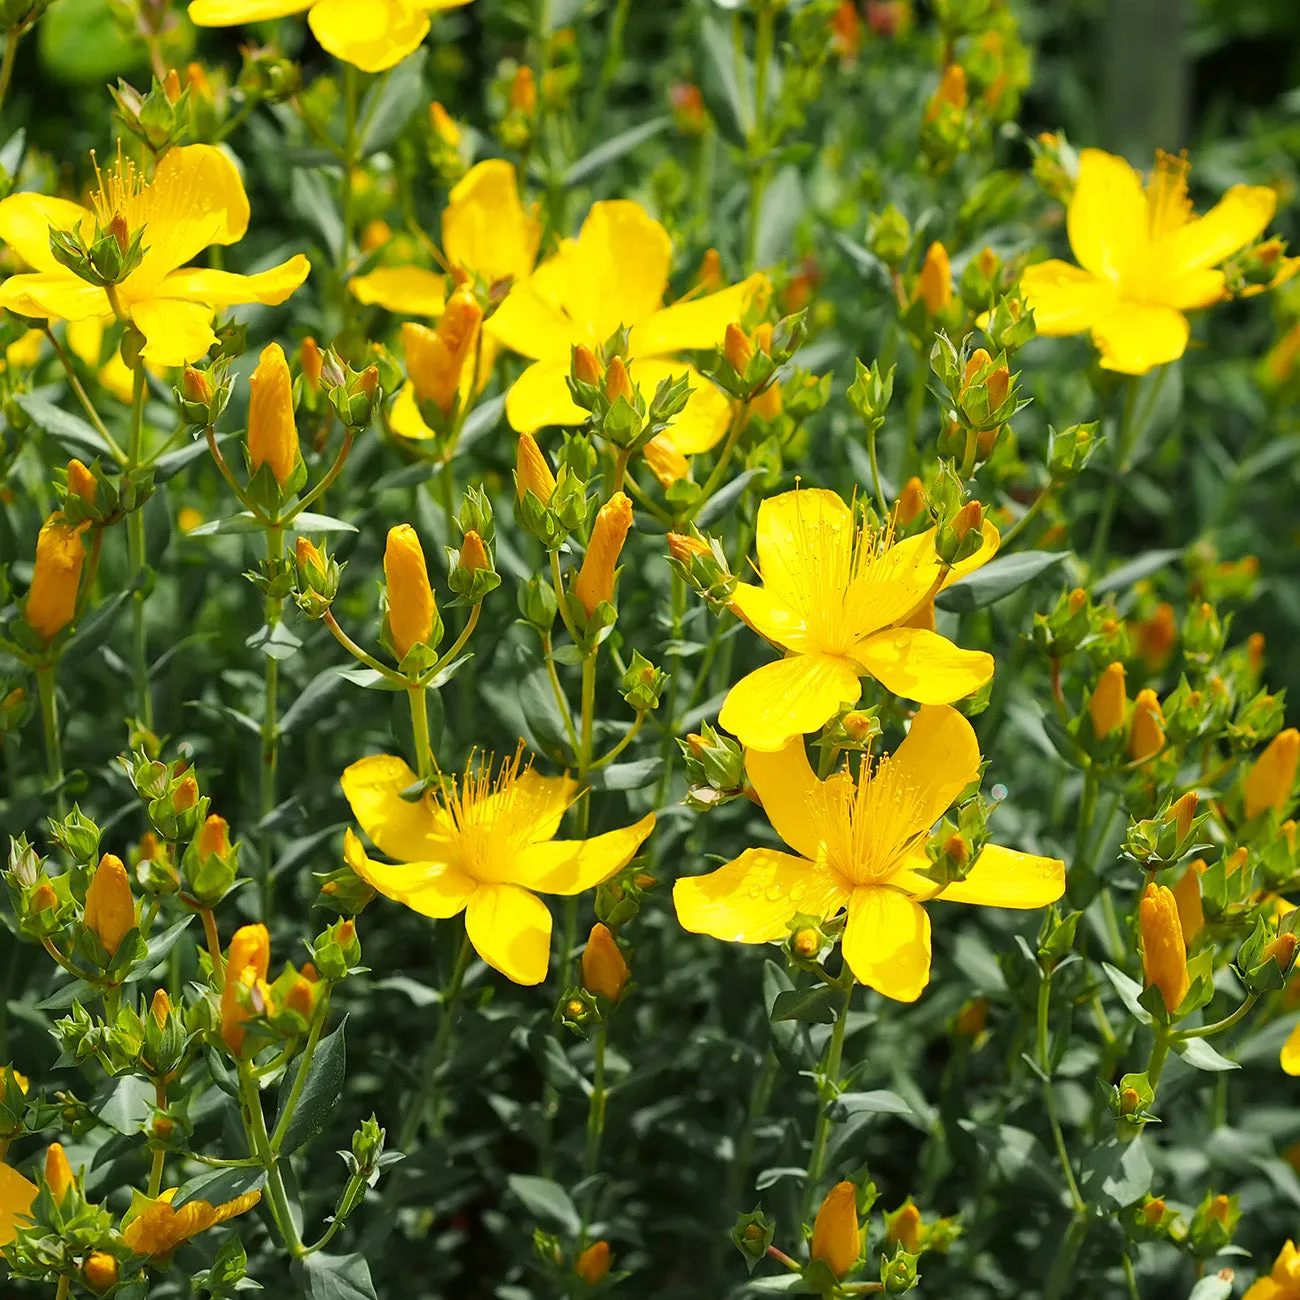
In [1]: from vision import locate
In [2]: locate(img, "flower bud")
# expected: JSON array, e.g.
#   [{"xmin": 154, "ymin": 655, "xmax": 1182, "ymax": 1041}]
[
  {"xmin": 221, "ymin": 923, "xmax": 271, "ymax": 1054},
  {"xmin": 516, "ymin": 431, "xmax": 557, "ymax": 504},
  {"xmin": 581, "ymin": 923, "xmax": 629, "ymax": 1002},
  {"xmin": 24, "ymin": 513, "xmax": 86, "ymax": 643},
  {"xmin": 791, "ymin": 927, "xmax": 821, "ymax": 959},
  {"xmin": 429, "ymin": 100, "xmax": 460, "ymax": 149},
  {"xmin": 642, "ymin": 435, "xmax": 689, "ymax": 487},
  {"xmin": 458, "ymin": 530, "xmax": 489, "ymax": 576},
  {"xmin": 885, "ymin": 1202, "xmax": 922, "ymax": 1254},
  {"xmin": 925, "ymin": 62, "xmax": 968, "ymax": 118},
  {"xmin": 403, "ymin": 289, "xmax": 482, "ymax": 417},
  {"xmin": 1129, "ymin": 689, "xmax": 1165, "ymax": 763},
  {"xmin": 173, "ymin": 774, "xmax": 199, "ymax": 813},
  {"xmin": 510, "ymin": 64, "xmax": 537, "ymax": 113},
  {"xmin": 1139, "ymin": 882, "xmax": 1189, "ymax": 1014},
  {"xmin": 1264, "ymin": 931, "xmax": 1298, "ymax": 975},
  {"xmin": 45, "ymin": 1142, "xmax": 74, "ymax": 1203},
  {"xmin": 66, "ymin": 458, "xmax": 96, "ymax": 504},
  {"xmin": 84, "ymin": 853, "xmax": 136, "ymax": 957},
  {"xmin": 895, "ymin": 477, "xmax": 926, "ymax": 527},
  {"xmin": 810, "ymin": 1181, "xmax": 860, "ymax": 1280},
  {"xmin": 296, "ymin": 536, "xmax": 325, "ymax": 582},
  {"xmin": 954, "ymin": 998, "xmax": 987, "ymax": 1037},
  {"xmin": 82, "ymin": 1251, "xmax": 119, "ymax": 1294},
  {"xmin": 150, "ymin": 987, "xmax": 173, "ymax": 1027},
  {"xmin": 247, "ymin": 342, "xmax": 299, "ymax": 488},
  {"xmin": 666, "ymin": 532, "xmax": 710, "ymax": 565},
  {"xmin": 576, "ymin": 1240, "xmax": 610, "ymax": 1284},
  {"xmin": 697, "ymin": 247, "xmax": 723, "ymax": 291},
  {"xmin": 918, "ymin": 241, "xmax": 952, "ymax": 314},
  {"xmin": 574, "ymin": 492, "xmax": 633, "ymax": 618},
  {"xmin": 1089, "ymin": 662, "xmax": 1127, "ymax": 739},
  {"xmin": 604, "ymin": 355, "xmax": 635, "ymax": 406},
  {"xmin": 723, "ymin": 322, "xmax": 754, "ymax": 373},
  {"xmin": 182, "ymin": 366, "xmax": 213, "ymax": 406},
  {"xmin": 384, "ymin": 524, "xmax": 438, "ymax": 661},
  {"xmin": 1245, "ymin": 728, "xmax": 1300, "ymax": 819}
]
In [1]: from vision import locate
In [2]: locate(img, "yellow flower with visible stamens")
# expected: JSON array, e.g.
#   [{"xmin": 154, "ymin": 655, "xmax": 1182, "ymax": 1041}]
[
  {"xmin": 0, "ymin": 147, "xmax": 309, "ymax": 367},
  {"xmin": 340, "ymin": 748, "xmax": 656, "ymax": 986},
  {"xmin": 487, "ymin": 200, "xmax": 767, "ymax": 462},
  {"xmin": 121, "ymin": 1185, "xmax": 262, "ymax": 1262},
  {"xmin": 674, "ymin": 706, "xmax": 1065, "ymax": 1002},
  {"xmin": 1021, "ymin": 148, "xmax": 1285, "ymax": 375},
  {"xmin": 1244, "ymin": 1240, "xmax": 1300, "ymax": 1300},
  {"xmin": 0, "ymin": 1161, "xmax": 36, "ymax": 1245},
  {"xmin": 188, "ymin": 0, "xmax": 473, "ymax": 73},
  {"xmin": 719, "ymin": 487, "xmax": 997, "ymax": 752}
]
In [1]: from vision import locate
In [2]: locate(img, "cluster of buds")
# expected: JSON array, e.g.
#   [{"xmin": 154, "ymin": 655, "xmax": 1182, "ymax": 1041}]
[
  {"xmin": 883, "ymin": 1200, "xmax": 961, "ymax": 1258},
  {"xmin": 54, "ymin": 987, "xmax": 192, "ymax": 1084},
  {"xmin": 567, "ymin": 335, "xmax": 692, "ymax": 451},
  {"xmin": 237, "ymin": 43, "xmax": 301, "ymax": 103},
  {"xmin": 1046, "ymin": 420, "xmax": 1100, "ymax": 483},
  {"xmin": 923, "ymin": 793, "xmax": 993, "ymax": 891},
  {"xmin": 1238, "ymin": 911, "xmax": 1300, "ymax": 993},
  {"xmin": 711, "ymin": 314, "xmax": 806, "ymax": 403},
  {"xmin": 322, "ymin": 348, "xmax": 382, "ymax": 432},
  {"xmin": 920, "ymin": 63, "xmax": 970, "ymax": 169},
  {"xmin": 123, "ymin": 750, "xmax": 206, "ymax": 844},
  {"xmin": 294, "ymin": 536, "xmax": 343, "ymax": 621},
  {"xmin": 666, "ymin": 530, "xmax": 736, "ymax": 613},
  {"xmin": 49, "ymin": 210, "xmax": 144, "ymax": 289},
  {"xmin": 846, "ymin": 357, "xmax": 896, "ymax": 443},
  {"xmin": 678, "ymin": 723, "xmax": 745, "ymax": 811},
  {"xmin": 931, "ymin": 335, "xmax": 1026, "ymax": 472},
  {"xmin": 981, "ymin": 292, "xmax": 1038, "ymax": 355},
  {"xmin": 1124, "ymin": 792, "xmax": 1207, "ymax": 869},
  {"xmin": 110, "ymin": 70, "xmax": 190, "ymax": 154},
  {"xmin": 497, "ymin": 64, "xmax": 538, "ymax": 151},
  {"xmin": 427, "ymin": 101, "xmax": 467, "ymax": 182},
  {"xmin": 57, "ymin": 457, "xmax": 118, "ymax": 529},
  {"xmin": 514, "ymin": 431, "xmax": 590, "ymax": 550},
  {"xmin": 620, "ymin": 651, "xmax": 667, "ymax": 713},
  {"xmin": 1224, "ymin": 235, "xmax": 1298, "ymax": 297},
  {"xmin": 1184, "ymin": 1192, "xmax": 1240, "ymax": 1260},
  {"xmin": 595, "ymin": 866, "xmax": 657, "ymax": 932},
  {"xmin": 176, "ymin": 361, "xmax": 234, "ymax": 430}
]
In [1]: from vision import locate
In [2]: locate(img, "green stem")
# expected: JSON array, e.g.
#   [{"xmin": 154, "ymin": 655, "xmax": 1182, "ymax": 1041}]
[
  {"xmin": 689, "ymin": 400, "xmax": 750, "ymax": 518},
  {"xmin": 592, "ymin": 713, "xmax": 645, "ymax": 769},
  {"xmin": 127, "ymin": 360, "xmax": 152, "ymax": 730},
  {"xmin": 866, "ymin": 418, "xmax": 888, "ymax": 517},
  {"xmin": 589, "ymin": 0, "xmax": 631, "ymax": 139},
  {"xmin": 541, "ymin": 631, "xmax": 580, "ymax": 761},
  {"xmin": 36, "ymin": 665, "xmax": 66, "ymax": 820},
  {"xmin": 323, "ymin": 612, "xmax": 408, "ymax": 684},
  {"xmin": 54, "ymin": 1277, "xmax": 69, "ymax": 1300},
  {"xmin": 1175, "ymin": 992, "xmax": 1259, "ymax": 1043},
  {"xmin": 550, "ymin": 550, "xmax": 583, "ymax": 646},
  {"xmin": 287, "ymin": 426, "xmax": 355, "ymax": 520},
  {"xmin": 1074, "ymin": 765, "xmax": 1098, "ymax": 873},
  {"xmin": 436, "ymin": 459, "xmax": 456, "ymax": 544},
  {"xmin": 42, "ymin": 325, "xmax": 127, "ymax": 462},
  {"xmin": 584, "ymin": 1025, "xmax": 608, "ymax": 1184},
  {"xmin": 1147, "ymin": 1025, "xmax": 1172, "ymax": 1096},
  {"xmin": 239, "ymin": 1061, "xmax": 305, "ymax": 1256},
  {"xmin": 728, "ymin": 1048, "xmax": 779, "ymax": 1213},
  {"xmin": 408, "ymin": 685, "xmax": 433, "ymax": 780},
  {"xmin": 902, "ymin": 349, "xmax": 927, "ymax": 478},
  {"xmin": 148, "ymin": 1080, "xmax": 167, "ymax": 1197},
  {"xmin": 1089, "ymin": 376, "xmax": 1141, "ymax": 574},
  {"xmin": 744, "ymin": 4, "xmax": 775, "ymax": 271},
  {"xmin": 0, "ymin": 28, "xmax": 19, "ymax": 120},
  {"xmin": 1037, "ymin": 966, "xmax": 1086, "ymax": 1214},
  {"xmin": 1122, "ymin": 1251, "xmax": 1140, "ymax": 1300},
  {"xmin": 999, "ymin": 485, "xmax": 1053, "ymax": 550},
  {"xmin": 341, "ymin": 64, "xmax": 358, "ymax": 273},
  {"xmin": 270, "ymin": 991, "xmax": 332, "ymax": 1152},
  {"xmin": 577, "ymin": 652, "xmax": 597, "ymax": 825},
  {"xmin": 802, "ymin": 977, "xmax": 853, "ymax": 1221},
  {"xmin": 259, "ymin": 524, "xmax": 284, "ymax": 921}
]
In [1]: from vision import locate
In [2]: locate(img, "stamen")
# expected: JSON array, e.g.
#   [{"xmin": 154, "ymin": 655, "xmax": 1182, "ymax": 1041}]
[{"xmin": 1146, "ymin": 150, "xmax": 1192, "ymax": 241}]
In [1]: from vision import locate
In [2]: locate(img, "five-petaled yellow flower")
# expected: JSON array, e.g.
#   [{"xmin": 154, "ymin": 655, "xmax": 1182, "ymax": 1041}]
[
  {"xmin": 341, "ymin": 748, "xmax": 655, "ymax": 985},
  {"xmin": 0, "ymin": 146, "xmax": 309, "ymax": 367},
  {"xmin": 674, "ymin": 706, "xmax": 1065, "ymax": 1002},
  {"xmin": 188, "ymin": 0, "xmax": 473, "ymax": 73},
  {"xmin": 122, "ymin": 1185, "xmax": 262, "ymax": 1262},
  {"xmin": 1245, "ymin": 1240, "xmax": 1300, "ymax": 1300},
  {"xmin": 487, "ymin": 199, "xmax": 766, "ymax": 460},
  {"xmin": 1021, "ymin": 148, "xmax": 1282, "ymax": 374},
  {"xmin": 0, "ymin": 1161, "xmax": 37, "ymax": 1246},
  {"xmin": 720, "ymin": 487, "xmax": 997, "ymax": 752}
]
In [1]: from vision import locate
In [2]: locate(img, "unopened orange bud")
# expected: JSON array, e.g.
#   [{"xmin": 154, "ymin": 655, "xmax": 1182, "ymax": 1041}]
[
  {"xmin": 1068, "ymin": 587, "xmax": 1087, "ymax": 614},
  {"xmin": 25, "ymin": 513, "xmax": 86, "ymax": 643},
  {"xmin": 724, "ymin": 322, "xmax": 754, "ymax": 373},
  {"xmin": 954, "ymin": 998, "xmax": 987, "ymax": 1037},
  {"xmin": 337, "ymin": 920, "xmax": 356, "ymax": 947},
  {"xmin": 429, "ymin": 101, "xmax": 461, "ymax": 149},
  {"xmin": 986, "ymin": 365, "xmax": 1011, "ymax": 410},
  {"xmin": 511, "ymin": 65, "xmax": 537, "ymax": 114},
  {"xmin": 810, "ymin": 1181, "xmax": 860, "ymax": 1280},
  {"xmin": 84, "ymin": 853, "xmax": 136, "ymax": 957},
  {"xmin": 1139, "ymin": 882, "xmax": 1190, "ymax": 1013},
  {"xmin": 247, "ymin": 342, "xmax": 299, "ymax": 488},
  {"xmin": 284, "ymin": 973, "xmax": 317, "ymax": 1019},
  {"xmin": 581, "ymin": 923, "xmax": 629, "ymax": 1002},
  {"xmin": 515, "ymin": 431, "xmax": 557, "ymax": 504},
  {"xmin": 604, "ymin": 355, "xmax": 635, "ymax": 406},
  {"xmin": 927, "ymin": 62, "xmax": 968, "ymax": 118},
  {"xmin": 296, "ymin": 536, "xmax": 325, "ymax": 578},
  {"xmin": 895, "ymin": 476, "xmax": 926, "ymax": 527},
  {"xmin": 1248, "ymin": 632, "xmax": 1266, "ymax": 674},
  {"xmin": 574, "ymin": 492, "xmax": 634, "ymax": 618},
  {"xmin": 67, "ymin": 459, "xmax": 96, "ymax": 503},
  {"xmin": 918, "ymin": 241, "xmax": 952, "ymax": 314},
  {"xmin": 642, "ymin": 435, "xmax": 689, "ymax": 487},
  {"xmin": 162, "ymin": 68, "xmax": 182, "ymax": 104},
  {"xmin": 299, "ymin": 337, "xmax": 323, "ymax": 390},
  {"xmin": 1167, "ymin": 792, "xmax": 1198, "ymax": 843},
  {"xmin": 751, "ymin": 379, "xmax": 783, "ymax": 421},
  {"xmin": 666, "ymin": 532, "xmax": 710, "ymax": 565},
  {"xmin": 697, "ymin": 247, "xmax": 723, "ymax": 292},
  {"xmin": 1129, "ymin": 689, "xmax": 1165, "ymax": 763},
  {"xmin": 791, "ymin": 927, "xmax": 821, "ymax": 958},
  {"xmin": 384, "ymin": 524, "xmax": 436, "ymax": 660},
  {"xmin": 885, "ymin": 1202, "xmax": 922, "ymax": 1253},
  {"xmin": 950, "ymin": 500, "xmax": 982, "ymax": 542},
  {"xmin": 1206, "ymin": 1195, "xmax": 1231, "ymax": 1228},
  {"xmin": 1089, "ymin": 662, "xmax": 1127, "ymax": 738},
  {"xmin": 1226, "ymin": 846, "xmax": 1248, "ymax": 875},
  {"xmin": 45, "ymin": 1142, "xmax": 74, "ymax": 1203},
  {"xmin": 943, "ymin": 832, "xmax": 969, "ymax": 865},
  {"xmin": 841, "ymin": 711, "xmax": 875, "ymax": 742},
  {"xmin": 1119, "ymin": 1086, "xmax": 1141, "ymax": 1115},
  {"xmin": 403, "ymin": 291, "xmax": 481, "ymax": 415},
  {"xmin": 963, "ymin": 348, "xmax": 992, "ymax": 387},
  {"xmin": 29, "ymin": 882, "xmax": 57, "ymax": 913},
  {"xmin": 1245, "ymin": 728, "xmax": 1300, "ymax": 819},
  {"xmin": 173, "ymin": 774, "xmax": 199, "ymax": 812},
  {"xmin": 572, "ymin": 343, "xmax": 602, "ymax": 388},
  {"xmin": 458, "ymin": 530, "xmax": 490, "ymax": 575},
  {"xmin": 181, "ymin": 366, "xmax": 214, "ymax": 406},
  {"xmin": 1142, "ymin": 1198, "xmax": 1166, "ymax": 1226},
  {"xmin": 150, "ymin": 988, "xmax": 172, "ymax": 1027},
  {"xmin": 106, "ymin": 213, "xmax": 130, "ymax": 256},
  {"xmin": 197, "ymin": 814, "xmax": 229, "ymax": 862},
  {"xmin": 575, "ymin": 1240, "xmax": 611, "ymax": 1284},
  {"xmin": 185, "ymin": 62, "xmax": 212, "ymax": 100},
  {"xmin": 83, "ymin": 1251, "xmax": 119, "ymax": 1294},
  {"xmin": 221, "ymin": 924, "xmax": 271, "ymax": 1055}
]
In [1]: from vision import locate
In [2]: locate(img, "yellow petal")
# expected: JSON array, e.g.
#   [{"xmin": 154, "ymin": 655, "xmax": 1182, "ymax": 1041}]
[
  {"xmin": 1019, "ymin": 259, "xmax": 1119, "ymax": 335},
  {"xmin": 309, "ymin": 0, "xmax": 430, "ymax": 72},
  {"xmin": 1282, "ymin": 1021, "xmax": 1300, "ymax": 1077},
  {"xmin": 1241, "ymin": 1279, "xmax": 1284, "ymax": 1300},
  {"xmin": 487, "ymin": 254, "xmax": 581, "ymax": 363},
  {"xmin": 1160, "ymin": 268, "xmax": 1226, "ymax": 312},
  {"xmin": 188, "ymin": 0, "xmax": 313, "ymax": 20},
  {"xmin": 481, "ymin": 770, "xmax": 577, "ymax": 848},
  {"xmin": 513, "ymin": 812, "xmax": 656, "ymax": 895},
  {"xmin": 933, "ymin": 844, "xmax": 1065, "ymax": 908},
  {"xmin": 719, "ymin": 653, "xmax": 863, "ymax": 753},
  {"xmin": 157, "ymin": 255, "xmax": 311, "ymax": 307},
  {"xmin": 465, "ymin": 884, "xmax": 552, "ymax": 985},
  {"xmin": 852, "ymin": 626, "xmax": 993, "ymax": 705},
  {"xmin": 730, "ymin": 581, "xmax": 809, "ymax": 652},
  {"xmin": 1068, "ymin": 148, "xmax": 1147, "ymax": 281},
  {"xmin": 884, "ymin": 703, "xmax": 981, "ymax": 840},
  {"xmin": 339, "ymin": 754, "xmax": 454, "ymax": 861},
  {"xmin": 443, "ymin": 159, "xmax": 541, "ymax": 286},
  {"xmin": 1091, "ymin": 304, "xmax": 1189, "ymax": 375},
  {"xmin": 389, "ymin": 381, "xmax": 437, "ymax": 440},
  {"xmin": 754, "ymin": 487, "xmax": 854, "ymax": 612},
  {"xmin": 673, "ymin": 846, "xmax": 849, "ymax": 943},
  {"xmin": 744, "ymin": 738, "xmax": 826, "ymax": 861},
  {"xmin": 0, "ymin": 1161, "xmax": 38, "ymax": 1247},
  {"xmin": 1172, "ymin": 184, "xmax": 1277, "ymax": 273},
  {"xmin": 350, "ymin": 265, "xmax": 447, "ymax": 316},
  {"xmin": 850, "ymin": 528, "xmax": 947, "ymax": 632},
  {"xmin": 567, "ymin": 200, "xmax": 671, "ymax": 343},
  {"xmin": 0, "ymin": 192, "xmax": 93, "ymax": 272},
  {"xmin": 344, "ymin": 829, "xmax": 475, "ymax": 918},
  {"xmin": 504, "ymin": 359, "xmax": 586, "ymax": 432},
  {"xmin": 0, "ymin": 272, "xmax": 110, "ymax": 321},
  {"xmin": 625, "ymin": 358, "xmax": 732, "ymax": 455},
  {"xmin": 628, "ymin": 274, "xmax": 768, "ymax": 356},
  {"xmin": 127, "ymin": 298, "xmax": 218, "ymax": 367},
  {"xmin": 842, "ymin": 886, "xmax": 931, "ymax": 1002}
]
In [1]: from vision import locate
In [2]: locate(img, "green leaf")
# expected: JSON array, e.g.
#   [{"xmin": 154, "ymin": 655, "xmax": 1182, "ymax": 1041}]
[
  {"xmin": 827, "ymin": 1090, "xmax": 917, "ymax": 1124},
  {"xmin": 1080, "ymin": 1135, "xmax": 1152, "ymax": 1210},
  {"xmin": 1187, "ymin": 1276, "xmax": 1233, "ymax": 1300},
  {"xmin": 246, "ymin": 621, "xmax": 303, "ymax": 662},
  {"xmin": 61, "ymin": 589, "xmax": 133, "ymax": 667},
  {"xmin": 290, "ymin": 512, "xmax": 359, "ymax": 535},
  {"xmin": 359, "ymin": 49, "xmax": 428, "ymax": 155},
  {"xmin": 14, "ymin": 393, "xmax": 113, "ymax": 459},
  {"xmin": 695, "ymin": 469, "xmax": 764, "ymax": 527},
  {"xmin": 336, "ymin": 666, "xmax": 405, "ymax": 691},
  {"xmin": 293, "ymin": 1251, "xmax": 378, "ymax": 1300},
  {"xmin": 94, "ymin": 1075, "xmax": 154, "ymax": 1133},
  {"xmin": 280, "ymin": 669, "xmax": 349, "ymax": 734},
  {"xmin": 129, "ymin": 916, "xmax": 195, "ymax": 980},
  {"xmin": 188, "ymin": 512, "xmax": 266, "ymax": 538},
  {"xmin": 507, "ymin": 1174, "xmax": 581, "ymax": 1235},
  {"xmin": 589, "ymin": 758, "xmax": 663, "ymax": 791},
  {"xmin": 1093, "ymin": 548, "xmax": 1181, "ymax": 595},
  {"xmin": 154, "ymin": 435, "xmax": 229, "ymax": 483},
  {"xmin": 1101, "ymin": 963, "xmax": 1154, "ymax": 1027},
  {"xmin": 755, "ymin": 166, "xmax": 804, "ymax": 269},
  {"xmin": 38, "ymin": 0, "xmax": 147, "ymax": 84},
  {"xmin": 770, "ymin": 984, "xmax": 841, "ymax": 1024},
  {"xmin": 936, "ymin": 551, "xmax": 1068, "ymax": 613},
  {"xmin": 173, "ymin": 1165, "xmax": 266, "ymax": 1212},
  {"xmin": 1173, "ymin": 1035, "xmax": 1239, "ymax": 1073},
  {"xmin": 564, "ymin": 115, "xmax": 673, "ymax": 187},
  {"xmin": 291, "ymin": 169, "xmax": 344, "ymax": 264},
  {"xmin": 275, "ymin": 1018, "xmax": 347, "ymax": 1155},
  {"xmin": 698, "ymin": 15, "xmax": 750, "ymax": 145}
]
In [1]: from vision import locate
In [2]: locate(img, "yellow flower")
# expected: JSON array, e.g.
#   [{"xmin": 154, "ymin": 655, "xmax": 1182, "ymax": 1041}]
[
  {"xmin": 1282, "ymin": 1023, "xmax": 1300, "ymax": 1078},
  {"xmin": 1245, "ymin": 1240, "xmax": 1300, "ymax": 1300},
  {"xmin": 673, "ymin": 706, "xmax": 1065, "ymax": 1001},
  {"xmin": 1020, "ymin": 148, "xmax": 1281, "ymax": 374},
  {"xmin": 3, "ymin": 328, "xmax": 43, "ymax": 370},
  {"xmin": 383, "ymin": 524, "xmax": 437, "ymax": 661},
  {"xmin": 220, "ymin": 923, "xmax": 270, "ymax": 1054},
  {"xmin": 1138, "ymin": 881, "xmax": 1189, "ymax": 1013},
  {"xmin": 574, "ymin": 492, "xmax": 633, "ymax": 618},
  {"xmin": 84, "ymin": 853, "xmax": 138, "ymax": 957},
  {"xmin": 247, "ymin": 342, "xmax": 299, "ymax": 487},
  {"xmin": 23, "ymin": 512, "xmax": 86, "ymax": 643},
  {"xmin": 582, "ymin": 923, "xmax": 629, "ymax": 1002},
  {"xmin": 340, "ymin": 748, "xmax": 656, "ymax": 985},
  {"xmin": 487, "ymin": 199, "xmax": 766, "ymax": 459},
  {"xmin": 810, "ymin": 1181, "xmax": 860, "ymax": 1279},
  {"xmin": 719, "ymin": 488, "xmax": 996, "ymax": 752},
  {"xmin": 0, "ymin": 1161, "xmax": 36, "ymax": 1245},
  {"xmin": 0, "ymin": 146, "xmax": 308, "ymax": 367},
  {"xmin": 1245, "ymin": 728, "xmax": 1300, "ymax": 820},
  {"xmin": 122, "ymin": 1184, "xmax": 262, "ymax": 1261},
  {"xmin": 188, "ymin": 0, "xmax": 472, "ymax": 73}
]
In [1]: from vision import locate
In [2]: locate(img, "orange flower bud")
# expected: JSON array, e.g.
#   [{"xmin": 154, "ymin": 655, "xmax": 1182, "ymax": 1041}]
[
  {"xmin": 430, "ymin": 101, "xmax": 461, "ymax": 148},
  {"xmin": 666, "ymin": 532, "xmax": 710, "ymax": 565},
  {"xmin": 751, "ymin": 380, "xmax": 783, "ymax": 421},
  {"xmin": 927, "ymin": 62, "xmax": 968, "ymax": 118},
  {"xmin": 604, "ymin": 355, "xmax": 635, "ymax": 405},
  {"xmin": 384, "ymin": 524, "xmax": 436, "ymax": 660},
  {"xmin": 1068, "ymin": 587, "xmax": 1087, "ymax": 614},
  {"xmin": 458, "ymin": 530, "xmax": 490, "ymax": 575},
  {"xmin": 515, "ymin": 431, "xmax": 557, "ymax": 504},
  {"xmin": 954, "ymin": 998, "xmax": 987, "ymax": 1037},
  {"xmin": 1167, "ymin": 791, "xmax": 1197, "ymax": 843},
  {"xmin": 574, "ymin": 492, "xmax": 634, "ymax": 617},
  {"xmin": 296, "ymin": 536, "xmax": 325, "ymax": 579},
  {"xmin": 697, "ymin": 247, "xmax": 723, "ymax": 292},
  {"xmin": 403, "ymin": 291, "xmax": 482, "ymax": 415},
  {"xmin": 185, "ymin": 62, "xmax": 212, "ymax": 100},
  {"xmin": 885, "ymin": 1201, "xmax": 922, "ymax": 1253},
  {"xmin": 950, "ymin": 500, "xmax": 982, "ymax": 542},
  {"xmin": 962, "ymin": 348, "xmax": 992, "ymax": 387},
  {"xmin": 986, "ymin": 365, "xmax": 1010, "ymax": 410},
  {"xmin": 247, "ymin": 342, "xmax": 299, "ymax": 488},
  {"xmin": 791, "ymin": 927, "xmax": 821, "ymax": 958},
  {"xmin": 1248, "ymin": 632, "xmax": 1266, "ymax": 675},
  {"xmin": 723, "ymin": 322, "xmax": 754, "ymax": 373},
  {"xmin": 173, "ymin": 775, "xmax": 199, "ymax": 812},
  {"xmin": 84, "ymin": 853, "xmax": 136, "ymax": 957},
  {"xmin": 918, "ymin": 241, "xmax": 952, "ymax": 314},
  {"xmin": 337, "ymin": 919, "xmax": 356, "ymax": 947},
  {"xmin": 1245, "ymin": 728, "xmax": 1300, "ymax": 819},
  {"xmin": 284, "ymin": 973, "xmax": 317, "ymax": 1019},
  {"xmin": 572, "ymin": 343, "xmax": 603, "ymax": 388},
  {"xmin": 1142, "ymin": 1198, "xmax": 1166, "ymax": 1227},
  {"xmin": 810, "ymin": 1181, "xmax": 860, "ymax": 1280},
  {"xmin": 24, "ymin": 513, "xmax": 86, "ymax": 642},
  {"xmin": 150, "ymin": 988, "xmax": 172, "ymax": 1027},
  {"xmin": 45, "ymin": 1142, "xmax": 74, "ymax": 1203},
  {"xmin": 1265, "ymin": 931, "xmax": 1298, "ymax": 973},
  {"xmin": 575, "ymin": 1240, "xmax": 610, "ymax": 1283},
  {"xmin": 895, "ymin": 476, "xmax": 926, "ymax": 526},
  {"xmin": 1088, "ymin": 662, "xmax": 1127, "ymax": 738},
  {"xmin": 197, "ymin": 814, "xmax": 229, "ymax": 862},
  {"xmin": 67, "ymin": 459, "xmax": 96, "ymax": 503},
  {"xmin": 1129, "ymin": 689, "xmax": 1165, "ymax": 762},
  {"xmin": 1139, "ymin": 882, "xmax": 1190, "ymax": 1013},
  {"xmin": 221, "ymin": 923, "xmax": 271, "ymax": 1054},
  {"xmin": 83, "ymin": 1251, "xmax": 119, "ymax": 1294},
  {"xmin": 299, "ymin": 337, "xmax": 323, "ymax": 389},
  {"xmin": 643, "ymin": 435, "xmax": 689, "ymax": 487},
  {"xmin": 1135, "ymin": 602, "xmax": 1176, "ymax": 670},
  {"xmin": 29, "ymin": 882, "xmax": 58, "ymax": 913},
  {"xmin": 510, "ymin": 64, "xmax": 537, "ymax": 114},
  {"xmin": 581, "ymin": 923, "xmax": 629, "ymax": 1002},
  {"xmin": 162, "ymin": 67, "xmax": 182, "ymax": 104},
  {"xmin": 106, "ymin": 213, "xmax": 130, "ymax": 256}
]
